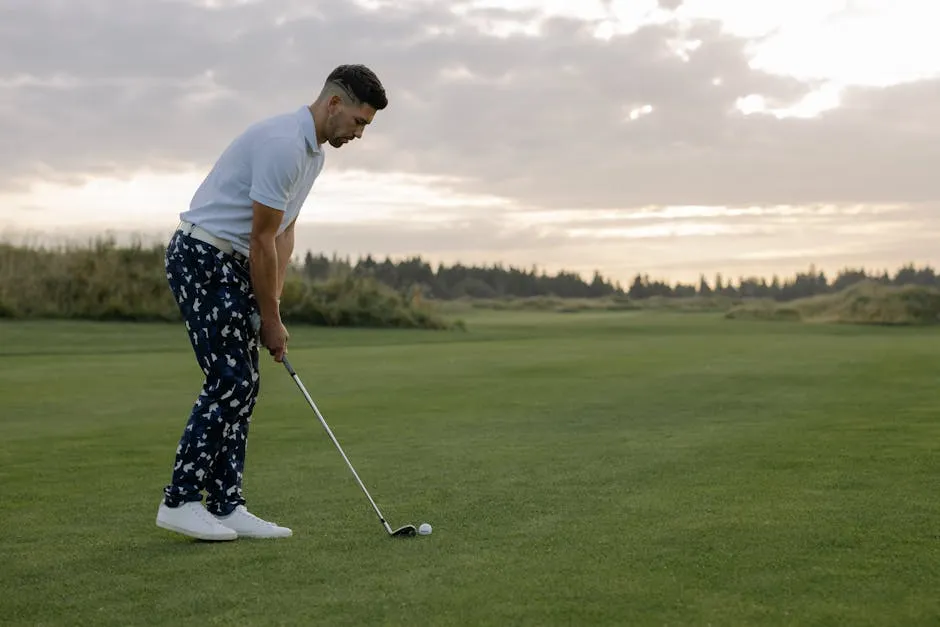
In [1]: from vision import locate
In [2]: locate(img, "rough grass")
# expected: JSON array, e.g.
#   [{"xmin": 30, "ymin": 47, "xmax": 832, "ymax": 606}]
[
  {"xmin": 1, "ymin": 311, "xmax": 939, "ymax": 625},
  {"xmin": 725, "ymin": 281, "xmax": 940, "ymax": 325},
  {"xmin": 0, "ymin": 240, "xmax": 458, "ymax": 329}
]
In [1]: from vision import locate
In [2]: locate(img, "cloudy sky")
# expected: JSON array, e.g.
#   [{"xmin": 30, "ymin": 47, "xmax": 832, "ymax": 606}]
[{"xmin": 2, "ymin": 0, "xmax": 938, "ymax": 285}]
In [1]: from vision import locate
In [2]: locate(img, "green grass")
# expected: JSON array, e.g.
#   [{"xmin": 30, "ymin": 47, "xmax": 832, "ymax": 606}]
[{"xmin": 1, "ymin": 311, "xmax": 939, "ymax": 626}]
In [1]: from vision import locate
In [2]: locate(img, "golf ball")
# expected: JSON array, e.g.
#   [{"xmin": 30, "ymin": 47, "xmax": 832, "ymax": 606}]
[{"xmin": 418, "ymin": 523, "xmax": 432, "ymax": 535}]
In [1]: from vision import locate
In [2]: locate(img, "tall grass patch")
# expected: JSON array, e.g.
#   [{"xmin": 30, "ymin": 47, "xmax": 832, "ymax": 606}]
[
  {"xmin": 725, "ymin": 281, "xmax": 940, "ymax": 325},
  {"xmin": 0, "ymin": 239, "xmax": 459, "ymax": 329}
]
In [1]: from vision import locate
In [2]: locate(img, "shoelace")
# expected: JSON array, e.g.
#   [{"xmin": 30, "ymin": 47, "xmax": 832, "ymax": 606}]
[
  {"xmin": 235, "ymin": 507, "xmax": 277, "ymax": 527},
  {"xmin": 198, "ymin": 506, "xmax": 228, "ymax": 526}
]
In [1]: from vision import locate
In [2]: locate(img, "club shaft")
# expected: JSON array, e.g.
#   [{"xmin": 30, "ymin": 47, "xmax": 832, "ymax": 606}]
[{"xmin": 282, "ymin": 357, "xmax": 393, "ymax": 534}]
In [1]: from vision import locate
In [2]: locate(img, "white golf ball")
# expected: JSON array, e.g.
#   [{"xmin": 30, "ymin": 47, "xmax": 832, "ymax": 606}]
[{"xmin": 418, "ymin": 523, "xmax": 432, "ymax": 535}]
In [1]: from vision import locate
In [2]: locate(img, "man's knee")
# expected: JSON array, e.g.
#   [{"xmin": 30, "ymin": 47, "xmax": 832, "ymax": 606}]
[{"xmin": 208, "ymin": 358, "xmax": 259, "ymax": 411}]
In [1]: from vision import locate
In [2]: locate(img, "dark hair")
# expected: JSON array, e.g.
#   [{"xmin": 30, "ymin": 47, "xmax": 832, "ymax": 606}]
[{"xmin": 327, "ymin": 64, "xmax": 388, "ymax": 110}]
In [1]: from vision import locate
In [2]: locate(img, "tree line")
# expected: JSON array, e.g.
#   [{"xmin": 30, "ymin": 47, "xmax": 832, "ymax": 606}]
[
  {"xmin": 299, "ymin": 252, "xmax": 938, "ymax": 302},
  {"xmin": 627, "ymin": 264, "xmax": 939, "ymax": 301},
  {"xmin": 299, "ymin": 253, "xmax": 623, "ymax": 299}
]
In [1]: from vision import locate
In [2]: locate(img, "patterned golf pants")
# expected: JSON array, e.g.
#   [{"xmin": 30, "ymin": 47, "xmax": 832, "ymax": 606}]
[{"xmin": 162, "ymin": 231, "xmax": 261, "ymax": 517}]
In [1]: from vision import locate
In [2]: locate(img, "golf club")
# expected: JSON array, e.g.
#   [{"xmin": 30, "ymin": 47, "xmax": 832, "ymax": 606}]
[{"xmin": 282, "ymin": 356, "xmax": 417, "ymax": 538}]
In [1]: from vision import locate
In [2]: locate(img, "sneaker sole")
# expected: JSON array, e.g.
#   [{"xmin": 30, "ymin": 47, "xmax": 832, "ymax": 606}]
[
  {"xmin": 156, "ymin": 518, "xmax": 238, "ymax": 542},
  {"xmin": 220, "ymin": 529, "xmax": 293, "ymax": 539}
]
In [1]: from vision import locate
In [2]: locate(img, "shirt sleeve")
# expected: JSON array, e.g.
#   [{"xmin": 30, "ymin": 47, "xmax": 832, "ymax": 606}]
[{"xmin": 249, "ymin": 137, "xmax": 304, "ymax": 211}]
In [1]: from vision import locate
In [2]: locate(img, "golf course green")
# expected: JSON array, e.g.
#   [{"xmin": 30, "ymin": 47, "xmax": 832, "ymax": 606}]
[{"xmin": 2, "ymin": 310, "xmax": 938, "ymax": 625}]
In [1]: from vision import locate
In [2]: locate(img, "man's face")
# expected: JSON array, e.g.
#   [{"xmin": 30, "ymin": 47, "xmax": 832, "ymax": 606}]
[{"xmin": 326, "ymin": 97, "xmax": 377, "ymax": 148}]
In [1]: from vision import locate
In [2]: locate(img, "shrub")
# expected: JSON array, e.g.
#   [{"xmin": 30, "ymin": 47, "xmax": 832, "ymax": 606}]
[
  {"xmin": 0, "ymin": 240, "xmax": 461, "ymax": 330},
  {"xmin": 725, "ymin": 281, "xmax": 940, "ymax": 326},
  {"xmin": 281, "ymin": 274, "xmax": 460, "ymax": 330}
]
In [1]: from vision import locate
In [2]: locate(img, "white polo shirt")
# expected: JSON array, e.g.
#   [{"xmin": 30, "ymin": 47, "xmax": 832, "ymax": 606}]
[{"xmin": 180, "ymin": 106, "xmax": 325, "ymax": 257}]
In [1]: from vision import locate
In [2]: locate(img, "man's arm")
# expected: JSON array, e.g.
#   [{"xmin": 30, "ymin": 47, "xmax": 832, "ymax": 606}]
[
  {"xmin": 247, "ymin": 136, "xmax": 302, "ymax": 321},
  {"xmin": 250, "ymin": 201, "xmax": 283, "ymax": 325},
  {"xmin": 275, "ymin": 218, "xmax": 296, "ymax": 301}
]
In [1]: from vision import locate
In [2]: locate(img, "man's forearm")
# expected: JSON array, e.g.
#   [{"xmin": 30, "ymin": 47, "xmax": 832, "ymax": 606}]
[
  {"xmin": 274, "ymin": 228, "xmax": 294, "ymax": 300},
  {"xmin": 250, "ymin": 234, "xmax": 280, "ymax": 322}
]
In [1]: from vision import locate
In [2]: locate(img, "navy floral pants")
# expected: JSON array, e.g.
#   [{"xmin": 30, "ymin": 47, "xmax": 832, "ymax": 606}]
[{"xmin": 162, "ymin": 231, "xmax": 261, "ymax": 517}]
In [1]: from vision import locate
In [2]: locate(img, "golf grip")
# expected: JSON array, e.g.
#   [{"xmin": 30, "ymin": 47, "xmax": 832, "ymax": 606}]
[
  {"xmin": 283, "ymin": 356, "xmax": 297, "ymax": 377},
  {"xmin": 281, "ymin": 356, "xmax": 392, "ymax": 531}
]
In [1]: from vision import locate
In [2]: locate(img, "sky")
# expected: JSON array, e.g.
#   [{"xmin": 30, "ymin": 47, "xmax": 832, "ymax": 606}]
[{"xmin": 1, "ymin": 0, "xmax": 938, "ymax": 285}]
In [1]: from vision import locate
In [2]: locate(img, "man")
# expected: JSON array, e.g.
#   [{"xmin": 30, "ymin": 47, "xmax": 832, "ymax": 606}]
[{"xmin": 156, "ymin": 64, "xmax": 388, "ymax": 541}]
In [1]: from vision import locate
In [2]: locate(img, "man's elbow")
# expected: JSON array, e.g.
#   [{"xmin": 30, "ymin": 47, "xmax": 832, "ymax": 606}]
[
  {"xmin": 278, "ymin": 218, "xmax": 297, "ymax": 239},
  {"xmin": 250, "ymin": 230, "xmax": 277, "ymax": 251},
  {"xmin": 275, "ymin": 221, "xmax": 296, "ymax": 249},
  {"xmin": 274, "ymin": 228, "xmax": 293, "ymax": 245}
]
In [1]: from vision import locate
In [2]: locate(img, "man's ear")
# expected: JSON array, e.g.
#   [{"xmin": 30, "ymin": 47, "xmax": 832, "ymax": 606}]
[{"xmin": 328, "ymin": 94, "xmax": 343, "ymax": 113}]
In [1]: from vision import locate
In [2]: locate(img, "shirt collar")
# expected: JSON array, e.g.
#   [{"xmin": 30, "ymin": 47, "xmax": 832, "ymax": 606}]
[{"xmin": 297, "ymin": 106, "xmax": 321, "ymax": 154}]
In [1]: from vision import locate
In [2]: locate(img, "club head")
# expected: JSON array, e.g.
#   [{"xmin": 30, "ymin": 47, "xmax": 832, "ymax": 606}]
[{"xmin": 391, "ymin": 524, "xmax": 417, "ymax": 538}]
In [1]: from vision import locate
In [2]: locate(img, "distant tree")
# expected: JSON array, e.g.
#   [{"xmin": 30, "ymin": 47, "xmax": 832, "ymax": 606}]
[
  {"xmin": 697, "ymin": 274, "xmax": 712, "ymax": 296},
  {"xmin": 303, "ymin": 252, "xmax": 333, "ymax": 281}
]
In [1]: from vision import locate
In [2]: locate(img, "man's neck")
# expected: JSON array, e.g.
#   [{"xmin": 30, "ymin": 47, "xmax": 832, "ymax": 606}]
[{"xmin": 309, "ymin": 104, "xmax": 326, "ymax": 146}]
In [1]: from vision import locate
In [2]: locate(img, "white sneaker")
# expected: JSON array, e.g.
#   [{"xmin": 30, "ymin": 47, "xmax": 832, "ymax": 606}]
[
  {"xmin": 213, "ymin": 506, "xmax": 293, "ymax": 538},
  {"xmin": 156, "ymin": 501, "xmax": 238, "ymax": 541}
]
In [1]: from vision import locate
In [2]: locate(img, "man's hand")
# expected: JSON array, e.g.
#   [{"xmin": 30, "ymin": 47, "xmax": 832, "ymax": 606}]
[
  {"xmin": 260, "ymin": 317, "xmax": 289, "ymax": 362},
  {"xmin": 250, "ymin": 200, "xmax": 289, "ymax": 362}
]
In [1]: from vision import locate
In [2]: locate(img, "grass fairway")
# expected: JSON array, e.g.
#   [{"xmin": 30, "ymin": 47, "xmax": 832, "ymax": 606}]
[{"xmin": 2, "ymin": 311, "xmax": 939, "ymax": 625}]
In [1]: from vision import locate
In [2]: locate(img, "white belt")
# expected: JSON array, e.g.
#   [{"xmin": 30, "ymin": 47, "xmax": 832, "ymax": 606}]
[{"xmin": 177, "ymin": 221, "xmax": 246, "ymax": 261}]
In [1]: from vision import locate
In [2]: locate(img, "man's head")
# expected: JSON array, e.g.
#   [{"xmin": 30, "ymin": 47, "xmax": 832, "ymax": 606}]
[{"xmin": 314, "ymin": 64, "xmax": 388, "ymax": 148}]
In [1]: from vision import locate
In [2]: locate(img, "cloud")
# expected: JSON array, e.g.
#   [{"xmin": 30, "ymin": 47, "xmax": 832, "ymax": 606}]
[{"xmin": 1, "ymin": 0, "xmax": 938, "ymax": 214}]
